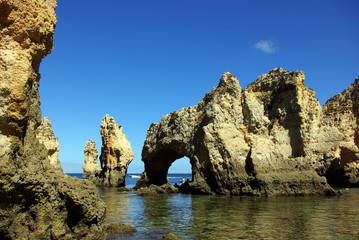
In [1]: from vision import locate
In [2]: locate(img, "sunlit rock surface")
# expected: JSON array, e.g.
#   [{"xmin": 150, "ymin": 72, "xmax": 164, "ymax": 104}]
[
  {"xmin": 323, "ymin": 77, "xmax": 359, "ymax": 186},
  {"xmin": 98, "ymin": 114, "xmax": 134, "ymax": 187},
  {"xmin": 35, "ymin": 117, "xmax": 62, "ymax": 171},
  {"xmin": 0, "ymin": 0, "xmax": 106, "ymax": 238},
  {"xmin": 136, "ymin": 68, "xmax": 340, "ymax": 196},
  {"xmin": 83, "ymin": 138, "xmax": 101, "ymax": 181}
]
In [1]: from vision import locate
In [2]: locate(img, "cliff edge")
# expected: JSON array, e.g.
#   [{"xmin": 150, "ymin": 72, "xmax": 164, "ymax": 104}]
[{"xmin": 0, "ymin": 0, "xmax": 106, "ymax": 239}]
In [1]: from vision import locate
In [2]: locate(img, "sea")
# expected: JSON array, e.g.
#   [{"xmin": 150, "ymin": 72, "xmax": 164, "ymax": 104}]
[{"xmin": 67, "ymin": 173, "xmax": 359, "ymax": 239}]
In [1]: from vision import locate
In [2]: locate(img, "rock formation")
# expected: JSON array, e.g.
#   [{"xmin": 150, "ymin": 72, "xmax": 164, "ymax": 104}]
[
  {"xmin": 0, "ymin": 0, "xmax": 106, "ymax": 239},
  {"xmin": 136, "ymin": 68, "xmax": 341, "ymax": 196},
  {"xmin": 98, "ymin": 114, "xmax": 134, "ymax": 187},
  {"xmin": 35, "ymin": 117, "xmax": 62, "ymax": 171},
  {"xmin": 323, "ymin": 77, "xmax": 359, "ymax": 186},
  {"xmin": 83, "ymin": 139, "xmax": 101, "ymax": 181}
]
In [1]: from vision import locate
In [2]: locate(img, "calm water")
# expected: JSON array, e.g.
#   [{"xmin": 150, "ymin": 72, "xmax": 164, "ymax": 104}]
[{"xmin": 67, "ymin": 173, "xmax": 359, "ymax": 239}]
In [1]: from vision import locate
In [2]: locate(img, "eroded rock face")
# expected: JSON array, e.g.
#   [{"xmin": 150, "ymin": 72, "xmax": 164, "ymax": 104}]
[
  {"xmin": 98, "ymin": 114, "xmax": 134, "ymax": 187},
  {"xmin": 323, "ymin": 77, "xmax": 359, "ymax": 186},
  {"xmin": 136, "ymin": 68, "xmax": 340, "ymax": 196},
  {"xmin": 83, "ymin": 139, "xmax": 101, "ymax": 181},
  {"xmin": 0, "ymin": 0, "xmax": 106, "ymax": 238},
  {"xmin": 35, "ymin": 117, "xmax": 62, "ymax": 171}
]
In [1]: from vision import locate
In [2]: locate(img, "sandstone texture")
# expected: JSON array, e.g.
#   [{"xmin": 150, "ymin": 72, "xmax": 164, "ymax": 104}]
[
  {"xmin": 35, "ymin": 117, "xmax": 62, "ymax": 171},
  {"xmin": 323, "ymin": 77, "xmax": 359, "ymax": 186},
  {"xmin": 0, "ymin": 0, "xmax": 106, "ymax": 239},
  {"xmin": 136, "ymin": 68, "xmax": 341, "ymax": 196},
  {"xmin": 82, "ymin": 139, "xmax": 101, "ymax": 181},
  {"xmin": 98, "ymin": 114, "xmax": 134, "ymax": 187}
]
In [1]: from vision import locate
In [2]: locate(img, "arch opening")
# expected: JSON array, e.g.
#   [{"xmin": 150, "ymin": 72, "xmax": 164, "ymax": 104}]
[{"xmin": 145, "ymin": 148, "xmax": 192, "ymax": 186}]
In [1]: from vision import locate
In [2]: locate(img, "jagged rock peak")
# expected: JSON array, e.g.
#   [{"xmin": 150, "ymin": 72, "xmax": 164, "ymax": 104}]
[
  {"xmin": 99, "ymin": 114, "xmax": 134, "ymax": 187},
  {"xmin": 136, "ymin": 69, "xmax": 340, "ymax": 196},
  {"xmin": 83, "ymin": 139, "xmax": 100, "ymax": 174},
  {"xmin": 35, "ymin": 117, "xmax": 62, "ymax": 171},
  {"xmin": 218, "ymin": 72, "xmax": 241, "ymax": 89}
]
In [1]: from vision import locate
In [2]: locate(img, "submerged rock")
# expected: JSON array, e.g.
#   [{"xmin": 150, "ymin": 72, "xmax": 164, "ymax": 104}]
[
  {"xmin": 35, "ymin": 117, "xmax": 62, "ymax": 171},
  {"xmin": 83, "ymin": 139, "xmax": 101, "ymax": 181},
  {"xmin": 162, "ymin": 233, "xmax": 179, "ymax": 240},
  {"xmin": 323, "ymin": 77, "xmax": 359, "ymax": 186},
  {"xmin": 136, "ymin": 69, "xmax": 340, "ymax": 196},
  {"xmin": 136, "ymin": 182, "xmax": 179, "ymax": 196},
  {"xmin": 98, "ymin": 114, "xmax": 134, "ymax": 187},
  {"xmin": 0, "ymin": 0, "xmax": 106, "ymax": 238},
  {"xmin": 105, "ymin": 222, "xmax": 137, "ymax": 236}
]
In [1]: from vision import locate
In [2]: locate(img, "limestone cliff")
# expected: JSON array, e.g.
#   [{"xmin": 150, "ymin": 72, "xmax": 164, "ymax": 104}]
[
  {"xmin": 98, "ymin": 114, "xmax": 134, "ymax": 187},
  {"xmin": 0, "ymin": 0, "xmax": 106, "ymax": 239},
  {"xmin": 136, "ymin": 68, "xmax": 340, "ymax": 196},
  {"xmin": 323, "ymin": 77, "xmax": 359, "ymax": 186},
  {"xmin": 35, "ymin": 117, "xmax": 62, "ymax": 171},
  {"xmin": 83, "ymin": 139, "xmax": 101, "ymax": 181}
]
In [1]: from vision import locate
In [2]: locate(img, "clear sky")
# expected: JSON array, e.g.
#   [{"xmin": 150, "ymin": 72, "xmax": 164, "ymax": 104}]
[{"xmin": 39, "ymin": 0, "xmax": 359, "ymax": 173}]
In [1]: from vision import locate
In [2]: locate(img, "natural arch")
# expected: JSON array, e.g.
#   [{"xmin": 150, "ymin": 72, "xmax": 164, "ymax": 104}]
[
  {"xmin": 145, "ymin": 148, "xmax": 185, "ymax": 185},
  {"xmin": 135, "ymin": 71, "xmax": 340, "ymax": 196}
]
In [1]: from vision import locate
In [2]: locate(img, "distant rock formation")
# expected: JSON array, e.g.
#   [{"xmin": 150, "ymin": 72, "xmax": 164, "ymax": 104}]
[
  {"xmin": 83, "ymin": 139, "xmax": 101, "ymax": 181},
  {"xmin": 98, "ymin": 114, "xmax": 134, "ymax": 187},
  {"xmin": 35, "ymin": 117, "xmax": 62, "ymax": 171},
  {"xmin": 0, "ymin": 0, "xmax": 106, "ymax": 239},
  {"xmin": 136, "ymin": 68, "xmax": 341, "ymax": 196},
  {"xmin": 323, "ymin": 77, "xmax": 359, "ymax": 186}
]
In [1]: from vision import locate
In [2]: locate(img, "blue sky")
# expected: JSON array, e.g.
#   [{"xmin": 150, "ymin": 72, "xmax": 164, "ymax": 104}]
[{"xmin": 39, "ymin": 0, "xmax": 359, "ymax": 173}]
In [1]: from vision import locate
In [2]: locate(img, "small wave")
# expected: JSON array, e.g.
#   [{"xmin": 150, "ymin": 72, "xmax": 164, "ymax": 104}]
[{"xmin": 129, "ymin": 175, "xmax": 141, "ymax": 178}]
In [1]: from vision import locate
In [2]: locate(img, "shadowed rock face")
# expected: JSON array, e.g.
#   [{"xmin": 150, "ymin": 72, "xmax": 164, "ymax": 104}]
[
  {"xmin": 98, "ymin": 114, "xmax": 134, "ymax": 187},
  {"xmin": 323, "ymin": 77, "xmax": 359, "ymax": 186},
  {"xmin": 136, "ymin": 68, "xmax": 341, "ymax": 196},
  {"xmin": 0, "ymin": 0, "xmax": 106, "ymax": 238}
]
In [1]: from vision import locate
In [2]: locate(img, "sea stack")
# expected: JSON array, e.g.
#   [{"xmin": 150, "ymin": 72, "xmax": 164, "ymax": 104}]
[
  {"xmin": 83, "ymin": 139, "xmax": 101, "ymax": 181},
  {"xmin": 136, "ymin": 68, "xmax": 341, "ymax": 196},
  {"xmin": 98, "ymin": 114, "xmax": 134, "ymax": 187},
  {"xmin": 0, "ymin": 0, "xmax": 106, "ymax": 238},
  {"xmin": 323, "ymin": 77, "xmax": 359, "ymax": 187},
  {"xmin": 35, "ymin": 117, "xmax": 62, "ymax": 171}
]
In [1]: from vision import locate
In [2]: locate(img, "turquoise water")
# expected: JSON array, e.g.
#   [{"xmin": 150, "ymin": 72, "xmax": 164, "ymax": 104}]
[{"xmin": 68, "ymin": 174, "xmax": 359, "ymax": 239}]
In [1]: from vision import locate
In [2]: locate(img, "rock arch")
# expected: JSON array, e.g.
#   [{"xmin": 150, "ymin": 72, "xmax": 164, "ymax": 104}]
[{"xmin": 136, "ymin": 69, "xmax": 342, "ymax": 196}]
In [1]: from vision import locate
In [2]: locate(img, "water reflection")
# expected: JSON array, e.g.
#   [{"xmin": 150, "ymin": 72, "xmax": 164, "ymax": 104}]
[
  {"xmin": 99, "ymin": 188, "xmax": 359, "ymax": 239},
  {"xmin": 97, "ymin": 187, "xmax": 134, "ymax": 225},
  {"xmin": 138, "ymin": 194, "xmax": 195, "ymax": 239}
]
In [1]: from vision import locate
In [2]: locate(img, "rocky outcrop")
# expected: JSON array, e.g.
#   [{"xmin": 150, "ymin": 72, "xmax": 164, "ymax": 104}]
[
  {"xmin": 136, "ymin": 68, "xmax": 340, "ymax": 196},
  {"xmin": 98, "ymin": 114, "xmax": 134, "ymax": 187},
  {"xmin": 323, "ymin": 77, "xmax": 359, "ymax": 186},
  {"xmin": 83, "ymin": 139, "xmax": 101, "ymax": 181},
  {"xmin": 104, "ymin": 222, "xmax": 137, "ymax": 236},
  {"xmin": 162, "ymin": 233, "xmax": 179, "ymax": 240},
  {"xmin": 35, "ymin": 117, "xmax": 62, "ymax": 171},
  {"xmin": 0, "ymin": 0, "xmax": 106, "ymax": 239}
]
